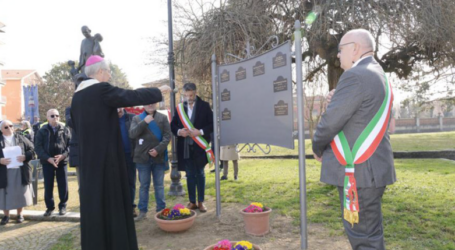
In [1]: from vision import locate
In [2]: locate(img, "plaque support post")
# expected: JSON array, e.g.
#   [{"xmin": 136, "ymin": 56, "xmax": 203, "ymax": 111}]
[
  {"xmin": 294, "ymin": 20, "xmax": 308, "ymax": 250},
  {"xmin": 167, "ymin": 0, "xmax": 185, "ymax": 196},
  {"xmin": 211, "ymin": 54, "xmax": 222, "ymax": 217}
]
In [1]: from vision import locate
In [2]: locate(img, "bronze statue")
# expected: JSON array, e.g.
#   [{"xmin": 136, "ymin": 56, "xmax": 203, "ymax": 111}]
[{"xmin": 69, "ymin": 25, "xmax": 104, "ymax": 86}]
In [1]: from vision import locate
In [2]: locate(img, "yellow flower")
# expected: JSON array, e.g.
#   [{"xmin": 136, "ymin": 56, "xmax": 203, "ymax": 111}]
[
  {"xmin": 250, "ymin": 202, "xmax": 263, "ymax": 208},
  {"xmin": 179, "ymin": 208, "xmax": 191, "ymax": 215},
  {"xmin": 235, "ymin": 241, "xmax": 253, "ymax": 249}
]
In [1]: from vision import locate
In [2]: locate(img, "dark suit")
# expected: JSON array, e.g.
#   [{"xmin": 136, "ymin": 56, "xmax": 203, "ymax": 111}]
[
  {"xmin": 171, "ymin": 96, "xmax": 213, "ymax": 203},
  {"xmin": 313, "ymin": 57, "xmax": 396, "ymax": 250}
]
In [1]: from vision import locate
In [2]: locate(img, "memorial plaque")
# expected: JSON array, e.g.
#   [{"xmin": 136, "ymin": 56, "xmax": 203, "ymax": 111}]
[
  {"xmin": 273, "ymin": 76, "xmax": 288, "ymax": 92},
  {"xmin": 253, "ymin": 61, "xmax": 265, "ymax": 76},
  {"xmin": 220, "ymin": 69, "xmax": 230, "ymax": 83},
  {"xmin": 221, "ymin": 89, "xmax": 231, "ymax": 102},
  {"xmin": 274, "ymin": 100, "xmax": 288, "ymax": 116},
  {"xmin": 218, "ymin": 41, "xmax": 294, "ymax": 149},
  {"xmin": 273, "ymin": 52, "xmax": 287, "ymax": 68},
  {"xmin": 235, "ymin": 67, "xmax": 247, "ymax": 81},
  {"xmin": 222, "ymin": 108, "xmax": 231, "ymax": 120}
]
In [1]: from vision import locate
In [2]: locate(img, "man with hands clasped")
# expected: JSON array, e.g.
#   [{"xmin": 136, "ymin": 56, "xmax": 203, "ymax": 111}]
[
  {"xmin": 129, "ymin": 103, "xmax": 171, "ymax": 221},
  {"xmin": 35, "ymin": 109, "xmax": 71, "ymax": 217},
  {"xmin": 171, "ymin": 82, "xmax": 213, "ymax": 213}
]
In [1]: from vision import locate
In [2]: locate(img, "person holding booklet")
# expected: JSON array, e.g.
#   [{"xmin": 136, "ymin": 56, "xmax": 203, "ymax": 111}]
[
  {"xmin": 171, "ymin": 82, "xmax": 214, "ymax": 213},
  {"xmin": 0, "ymin": 120, "xmax": 35, "ymax": 225},
  {"xmin": 312, "ymin": 29, "xmax": 396, "ymax": 250}
]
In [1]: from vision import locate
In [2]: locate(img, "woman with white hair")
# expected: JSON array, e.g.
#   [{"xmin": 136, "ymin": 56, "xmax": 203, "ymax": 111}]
[
  {"xmin": 0, "ymin": 120, "xmax": 35, "ymax": 225},
  {"xmin": 20, "ymin": 120, "xmax": 34, "ymax": 142}
]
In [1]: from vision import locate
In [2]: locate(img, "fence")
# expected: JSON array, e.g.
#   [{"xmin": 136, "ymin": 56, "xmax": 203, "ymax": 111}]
[{"xmin": 394, "ymin": 117, "xmax": 455, "ymax": 133}]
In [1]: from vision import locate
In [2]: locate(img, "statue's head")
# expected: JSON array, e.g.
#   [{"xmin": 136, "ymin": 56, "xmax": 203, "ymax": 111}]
[
  {"xmin": 81, "ymin": 26, "xmax": 91, "ymax": 38},
  {"xmin": 94, "ymin": 33, "xmax": 103, "ymax": 42}
]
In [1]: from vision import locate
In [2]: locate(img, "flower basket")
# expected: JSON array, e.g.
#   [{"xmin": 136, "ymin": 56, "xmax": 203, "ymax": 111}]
[
  {"xmin": 204, "ymin": 240, "xmax": 262, "ymax": 250},
  {"xmin": 240, "ymin": 203, "xmax": 272, "ymax": 236},
  {"xmin": 154, "ymin": 204, "xmax": 197, "ymax": 233}
]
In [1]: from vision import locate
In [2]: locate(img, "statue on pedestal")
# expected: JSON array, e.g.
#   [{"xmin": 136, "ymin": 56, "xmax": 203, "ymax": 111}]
[{"xmin": 68, "ymin": 25, "xmax": 104, "ymax": 87}]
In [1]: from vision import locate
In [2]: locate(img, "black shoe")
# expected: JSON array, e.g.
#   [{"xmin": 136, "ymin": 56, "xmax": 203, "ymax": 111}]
[
  {"xmin": 16, "ymin": 215, "xmax": 24, "ymax": 223},
  {"xmin": 59, "ymin": 208, "xmax": 67, "ymax": 215},
  {"xmin": 220, "ymin": 176, "xmax": 228, "ymax": 180},
  {"xmin": 1, "ymin": 216, "xmax": 10, "ymax": 225},
  {"xmin": 43, "ymin": 209, "xmax": 54, "ymax": 217}
]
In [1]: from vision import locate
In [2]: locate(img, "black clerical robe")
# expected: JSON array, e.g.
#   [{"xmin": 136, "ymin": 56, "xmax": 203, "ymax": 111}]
[{"xmin": 71, "ymin": 82, "xmax": 162, "ymax": 250}]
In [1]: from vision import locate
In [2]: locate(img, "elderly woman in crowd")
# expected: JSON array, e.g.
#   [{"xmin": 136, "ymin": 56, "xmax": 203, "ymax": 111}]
[
  {"xmin": 0, "ymin": 120, "xmax": 35, "ymax": 225},
  {"xmin": 20, "ymin": 120, "xmax": 34, "ymax": 142},
  {"xmin": 129, "ymin": 103, "xmax": 171, "ymax": 221}
]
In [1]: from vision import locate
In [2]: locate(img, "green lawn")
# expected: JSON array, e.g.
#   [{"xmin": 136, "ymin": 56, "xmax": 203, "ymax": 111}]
[
  {"xmin": 239, "ymin": 131, "xmax": 455, "ymax": 156},
  {"xmin": 204, "ymin": 158, "xmax": 455, "ymax": 250}
]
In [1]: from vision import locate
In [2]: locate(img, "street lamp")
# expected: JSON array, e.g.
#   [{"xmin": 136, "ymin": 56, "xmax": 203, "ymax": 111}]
[{"xmin": 167, "ymin": 0, "xmax": 185, "ymax": 196}]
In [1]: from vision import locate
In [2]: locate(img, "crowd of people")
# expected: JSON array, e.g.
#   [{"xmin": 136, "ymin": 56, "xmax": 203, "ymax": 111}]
[{"xmin": 0, "ymin": 28, "xmax": 396, "ymax": 250}]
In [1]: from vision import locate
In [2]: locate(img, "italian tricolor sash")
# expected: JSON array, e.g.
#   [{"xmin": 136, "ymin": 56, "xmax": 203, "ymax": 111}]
[
  {"xmin": 330, "ymin": 74, "xmax": 393, "ymax": 226},
  {"xmin": 176, "ymin": 103, "xmax": 215, "ymax": 165}
]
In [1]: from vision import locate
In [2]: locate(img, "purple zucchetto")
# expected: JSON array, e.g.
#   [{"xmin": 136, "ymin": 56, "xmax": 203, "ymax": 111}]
[{"xmin": 85, "ymin": 55, "xmax": 104, "ymax": 66}]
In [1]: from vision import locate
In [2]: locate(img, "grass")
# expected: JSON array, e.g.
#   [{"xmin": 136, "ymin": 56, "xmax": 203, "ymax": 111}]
[
  {"xmin": 28, "ymin": 175, "xmax": 81, "ymax": 213},
  {"xmin": 49, "ymin": 231, "xmax": 76, "ymax": 250},
  {"xmin": 204, "ymin": 158, "xmax": 455, "ymax": 250},
  {"xmin": 47, "ymin": 158, "xmax": 455, "ymax": 249},
  {"xmin": 239, "ymin": 131, "xmax": 455, "ymax": 156}
]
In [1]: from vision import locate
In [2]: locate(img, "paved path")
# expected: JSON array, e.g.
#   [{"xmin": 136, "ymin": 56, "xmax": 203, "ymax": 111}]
[{"xmin": 0, "ymin": 220, "xmax": 78, "ymax": 250}]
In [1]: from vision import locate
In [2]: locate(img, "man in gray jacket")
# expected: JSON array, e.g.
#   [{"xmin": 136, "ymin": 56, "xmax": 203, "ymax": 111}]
[
  {"xmin": 312, "ymin": 29, "xmax": 396, "ymax": 250},
  {"xmin": 129, "ymin": 103, "xmax": 171, "ymax": 220}
]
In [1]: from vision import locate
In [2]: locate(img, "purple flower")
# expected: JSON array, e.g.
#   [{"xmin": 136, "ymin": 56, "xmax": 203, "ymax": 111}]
[
  {"xmin": 233, "ymin": 245, "xmax": 247, "ymax": 250},
  {"xmin": 167, "ymin": 209, "xmax": 181, "ymax": 219}
]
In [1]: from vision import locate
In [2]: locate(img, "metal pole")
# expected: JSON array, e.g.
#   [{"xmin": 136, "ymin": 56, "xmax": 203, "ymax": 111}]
[
  {"xmin": 294, "ymin": 20, "xmax": 308, "ymax": 250},
  {"xmin": 211, "ymin": 54, "xmax": 221, "ymax": 217},
  {"xmin": 168, "ymin": 0, "xmax": 184, "ymax": 196}
]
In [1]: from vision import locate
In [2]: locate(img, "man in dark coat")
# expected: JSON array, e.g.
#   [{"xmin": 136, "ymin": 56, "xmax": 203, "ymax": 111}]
[
  {"xmin": 35, "ymin": 109, "xmax": 71, "ymax": 216},
  {"xmin": 70, "ymin": 55, "xmax": 169, "ymax": 250},
  {"xmin": 171, "ymin": 82, "xmax": 213, "ymax": 212}
]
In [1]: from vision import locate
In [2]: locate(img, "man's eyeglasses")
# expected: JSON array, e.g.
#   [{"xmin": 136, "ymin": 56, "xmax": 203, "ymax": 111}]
[
  {"xmin": 3, "ymin": 125, "xmax": 13, "ymax": 129},
  {"xmin": 338, "ymin": 42, "xmax": 356, "ymax": 53},
  {"xmin": 50, "ymin": 115, "xmax": 59, "ymax": 118}
]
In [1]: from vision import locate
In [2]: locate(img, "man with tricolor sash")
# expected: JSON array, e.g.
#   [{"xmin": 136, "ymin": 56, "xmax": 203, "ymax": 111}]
[
  {"xmin": 312, "ymin": 29, "xmax": 396, "ymax": 250},
  {"xmin": 171, "ymin": 82, "xmax": 214, "ymax": 212}
]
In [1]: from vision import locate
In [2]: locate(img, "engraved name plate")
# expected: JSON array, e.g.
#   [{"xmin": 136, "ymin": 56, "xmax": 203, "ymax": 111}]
[
  {"xmin": 222, "ymin": 108, "xmax": 231, "ymax": 120},
  {"xmin": 221, "ymin": 89, "xmax": 230, "ymax": 102},
  {"xmin": 273, "ymin": 76, "xmax": 288, "ymax": 92},
  {"xmin": 274, "ymin": 100, "xmax": 289, "ymax": 116},
  {"xmin": 273, "ymin": 52, "xmax": 287, "ymax": 69},
  {"xmin": 220, "ymin": 69, "xmax": 230, "ymax": 83},
  {"xmin": 253, "ymin": 61, "xmax": 265, "ymax": 77},
  {"xmin": 235, "ymin": 67, "xmax": 247, "ymax": 81}
]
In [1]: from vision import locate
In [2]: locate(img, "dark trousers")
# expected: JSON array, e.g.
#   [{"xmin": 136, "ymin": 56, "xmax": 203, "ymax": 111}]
[
  {"xmin": 337, "ymin": 185, "xmax": 386, "ymax": 250},
  {"xmin": 184, "ymin": 158, "xmax": 205, "ymax": 203},
  {"xmin": 124, "ymin": 153, "xmax": 136, "ymax": 208},
  {"xmin": 42, "ymin": 163, "xmax": 68, "ymax": 210}
]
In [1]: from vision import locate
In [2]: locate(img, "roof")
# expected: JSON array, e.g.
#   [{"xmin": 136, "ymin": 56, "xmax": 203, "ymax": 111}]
[
  {"xmin": 142, "ymin": 78, "xmax": 170, "ymax": 88},
  {"xmin": 1, "ymin": 70, "xmax": 36, "ymax": 80}
]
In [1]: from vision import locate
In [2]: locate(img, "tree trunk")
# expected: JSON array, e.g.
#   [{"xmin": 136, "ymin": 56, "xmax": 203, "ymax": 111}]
[{"xmin": 327, "ymin": 63, "xmax": 344, "ymax": 90}]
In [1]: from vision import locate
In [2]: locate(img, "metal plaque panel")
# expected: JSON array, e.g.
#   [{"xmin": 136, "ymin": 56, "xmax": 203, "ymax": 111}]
[{"xmin": 218, "ymin": 41, "xmax": 294, "ymax": 149}]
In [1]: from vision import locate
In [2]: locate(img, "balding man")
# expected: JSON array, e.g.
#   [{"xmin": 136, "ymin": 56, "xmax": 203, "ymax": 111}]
[
  {"xmin": 312, "ymin": 29, "xmax": 395, "ymax": 250},
  {"xmin": 35, "ymin": 109, "xmax": 71, "ymax": 217}
]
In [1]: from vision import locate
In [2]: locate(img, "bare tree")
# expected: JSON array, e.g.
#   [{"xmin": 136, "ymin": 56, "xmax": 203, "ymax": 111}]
[{"xmin": 151, "ymin": 0, "xmax": 455, "ymax": 96}]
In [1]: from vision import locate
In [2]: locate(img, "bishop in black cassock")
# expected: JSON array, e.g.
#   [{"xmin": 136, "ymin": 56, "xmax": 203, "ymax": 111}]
[{"xmin": 71, "ymin": 55, "xmax": 167, "ymax": 250}]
